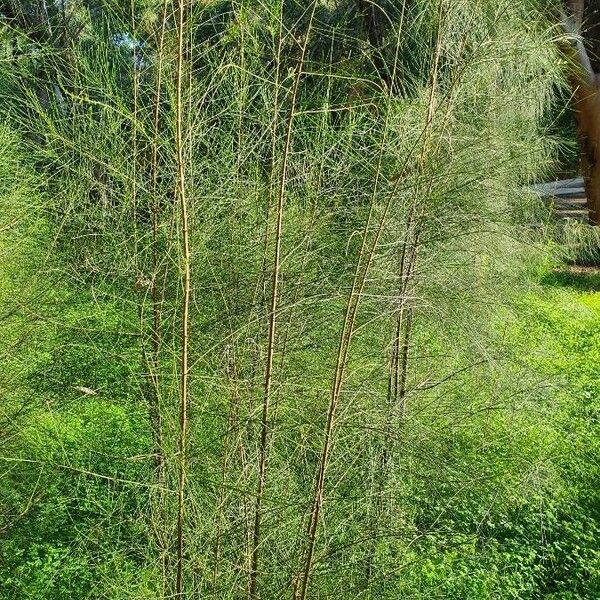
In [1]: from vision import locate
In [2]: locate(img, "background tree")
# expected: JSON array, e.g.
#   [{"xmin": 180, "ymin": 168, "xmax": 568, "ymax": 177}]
[{"xmin": 563, "ymin": 0, "xmax": 600, "ymax": 223}]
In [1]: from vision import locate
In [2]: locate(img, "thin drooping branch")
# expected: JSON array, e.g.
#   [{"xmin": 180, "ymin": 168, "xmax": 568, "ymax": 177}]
[
  {"xmin": 174, "ymin": 0, "xmax": 191, "ymax": 596},
  {"xmin": 248, "ymin": 4, "xmax": 318, "ymax": 599},
  {"xmin": 296, "ymin": 4, "xmax": 447, "ymax": 597}
]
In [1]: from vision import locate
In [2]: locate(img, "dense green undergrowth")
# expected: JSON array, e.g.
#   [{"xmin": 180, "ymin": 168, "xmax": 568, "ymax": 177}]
[
  {"xmin": 2, "ymin": 253, "xmax": 600, "ymax": 599},
  {"xmin": 0, "ymin": 142, "xmax": 598, "ymax": 597}
]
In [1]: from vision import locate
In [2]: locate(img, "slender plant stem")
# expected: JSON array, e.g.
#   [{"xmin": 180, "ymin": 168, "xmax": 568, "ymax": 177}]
[
  {"xmin": 175, "ymin": 0, "xmax": 191, "ymax": 596},
  {"xmin": 392, "ymin": 0, "xmax": 447, "ymax": 416},
  {"xmin": 148, "ymin": 2, "xmax": 170, "ymax": 595},
  {"xmin": 248, "ymin": 4, "xmax": 318, "ymax": 598},
  {"xmin": 366, "ymin": 13, "xmax": 451, "ymax": 579},
  {"xmin": 294, "ymin": 4, "xmax": 413, "ymax": 596}
]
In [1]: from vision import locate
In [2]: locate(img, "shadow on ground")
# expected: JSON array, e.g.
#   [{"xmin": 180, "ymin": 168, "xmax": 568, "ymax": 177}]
[{"xmin": 542, "ymin": 267, "xmax": 600, "ymax": 292}]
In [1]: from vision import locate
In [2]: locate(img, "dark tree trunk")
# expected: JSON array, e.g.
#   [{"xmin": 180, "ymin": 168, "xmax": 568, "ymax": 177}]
[{"xmin": 357, "ymin": 0, "xmax": 391, "ymax": 89}]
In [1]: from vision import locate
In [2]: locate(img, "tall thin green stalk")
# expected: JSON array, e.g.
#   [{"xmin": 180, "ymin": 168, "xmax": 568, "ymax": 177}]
[
  {"xmin": 148, "ymin": 2, "xmax": 170, "ymax": 595},
  {"xmin": 174, "ymin": 0, "xmax": 191, "ymax": 595},
  {"xmin": 249, "ymin": 4, "xmax": 318, "ymax": 598}
]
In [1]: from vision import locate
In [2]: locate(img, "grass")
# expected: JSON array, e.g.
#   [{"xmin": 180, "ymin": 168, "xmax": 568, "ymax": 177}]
[{"xmin": 510, "ymin": 267, "xmax": 600, "ymax": 598}]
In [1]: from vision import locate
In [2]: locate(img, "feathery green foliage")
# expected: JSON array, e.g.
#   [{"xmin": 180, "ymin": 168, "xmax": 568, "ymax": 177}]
[{"xmin": 0, "ymin": 1, "xmax": 598, "ymax": 599}]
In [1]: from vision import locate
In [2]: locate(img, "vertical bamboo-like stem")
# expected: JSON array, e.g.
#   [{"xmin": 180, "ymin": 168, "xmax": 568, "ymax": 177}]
[
  {"xmin": 381, "ymin": 44, "xmax": 463, "ymax": 543},
  {"xmin": 129, "ymin": 0, "xmax": 167, "ymax": 592},
  {"xmin": 148, "ymin": 2, "xmax": 169, "ymax": 595},
  {"xmin": 248, "ymin": 4, "xmax": 318, "ymax": 599},
  {"xmin": 360, "ymin": 2, "xmax": 408, "ymax": 577},
  {"xmin": 174, "ymin": 0, "xmax": 191, "ymax": 596},
  {"xmin": 367, "ymin": 0, "xmax": 449, "ymax": 584},
  {"xmin": 395, "ymin": 237, "xmax": 419, "ymax": 419},
  {"xmin": 251, "ymin": 2, "xmax": 285, "ymax": 315},
  {"xmin": 294, "ymin": 209, "xmax": 398, "ymax": 597},
  {"xmin": 243, "ymin": 8, "xmax": 286, "ymax": 583},
  {"xmin": 293, "ymin": 83, "xmax": 398, "ymax": 600},
  {"xmin": 391, "ymin": 0, "xmax": 446, "ymax": 418},
  {"xmin": 294, "ymin": 174, "xmax": 387, "ymax": 600},
  {"xmin": 149, "ymin": 0, "xmax": 169, "ymax": 476},
  {"xmin": 365, "ymin": 222, "xmax": 410, "ymax": 583},
  {"xmin": 294, "ymin": 3, "xmax": 446, "ymax": 595},
  {"xmin": 212, "ymin": 3, "xmax": 253, "ymax": 587}
]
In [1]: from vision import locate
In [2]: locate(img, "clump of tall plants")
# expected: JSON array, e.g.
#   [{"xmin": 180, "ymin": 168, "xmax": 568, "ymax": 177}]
[{"xmin": 1, "ymin": 1, "xmax": 589, "ymax": 599}]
